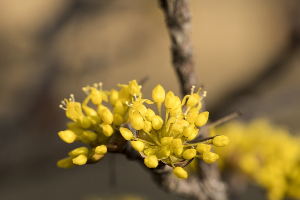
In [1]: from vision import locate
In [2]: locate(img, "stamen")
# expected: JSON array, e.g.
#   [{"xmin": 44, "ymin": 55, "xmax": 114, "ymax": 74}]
[
  {"xmin": 125, "ymin": 101, "xmax": 133, "ymax": 107},
  {"xmin": 59, "ymin": 104, "xmax": 67, "ymax": 110},
  {"xmin": 133, "ymin": 94, "xmax": 137, "ymax": 101},
  {"xmin": 61, "ymin": 101, "xmax": 66, "ymax": 105},
  {"xmin": 93, "ymin": 83, "xmax": 98, "ymax": 89},
  {"xmin": 191, "ymin": 85, "xmax": 195, "ymax": 95},
  {"xmin": 70, "ymin": 94, "xmax": 75, "ymax": 102},
  {"xmin": 99, "ymin": 82, "xmax": 103, "ymax": 91},
  {"xmin": 82, "ymin": 87, "xmax": 90, "ymax": 95},
  {"xmin": 200, "ymin": 91, "xmax": 207, "ymax": 101}
]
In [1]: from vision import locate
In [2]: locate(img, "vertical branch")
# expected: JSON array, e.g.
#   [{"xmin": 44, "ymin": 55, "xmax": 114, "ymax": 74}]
[
  {"xmin": 156, "ymin": 1, "xmax": 228, "ymax": 199},
  {"xmin": 159, "ymin": 0, "xmax": 198, "ymax": 96}
]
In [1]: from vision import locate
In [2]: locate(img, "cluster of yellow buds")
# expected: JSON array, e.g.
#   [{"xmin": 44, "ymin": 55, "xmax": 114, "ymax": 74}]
[
  {"xmin": 119, "ymin": 84, "xmax": 229, "ymax": 179},
  {"xmin": 214, "ymin": 119, "xmax": 300, "ymax": 200},
  {"xmin": 57, "ymin": 80, "xmax": 142, "ymax": 168}
]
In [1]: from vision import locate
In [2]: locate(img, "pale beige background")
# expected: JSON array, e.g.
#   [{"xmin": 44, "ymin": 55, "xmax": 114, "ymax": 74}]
[{"xmin": 0, "ymin": 1, "xmax": 299, "ymax": 200}]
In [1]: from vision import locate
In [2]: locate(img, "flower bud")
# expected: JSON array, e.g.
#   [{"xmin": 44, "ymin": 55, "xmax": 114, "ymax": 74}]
[
  {"xmin": 196, "ymin": 143, "xmax": 211, "ymax": 153},
  {"xmin": 83, "ymin": 131, "xmax": 98, "ymax": 141},
  {"xmin": 58, "ymin": 130, "xmax": 77, "ymax": 143},
  {"xmin": 164, "ymin": 91, "xmax": 176, "ymax": 109},
  {"xmin": 173, "ymin": 167, "xmax": 188, "ymax": 179},
  {"xmin": 183, "ymin": 125, "xmax": 195, "ymax": 137},
  {"xmin": 187, "ymin": 93, "xmax": 200, "ymax": 107},
  {"xmin": 144, "ymin": 147, "xmax": 155, "ymax": 156},
  {"xmin": 187, "ymin": 128, "xmax": 199, "ymax": 141},
  {"xmin": 203, "ymin": 151, "xmax": 219, "ymax": 164},
  {"xmin": 152, "ymin": 84, "xmax": 165, "ymax": 103},
  {"xmin": 135, "ymin": 104, "xmax": 148, "ymax": 116},
  {"xmin": 118, "ymin": 86, "xmax": 130, "ymax": 102},
  {"xmin": 80, "ymin": 116, "xmax": 92, "ymax": 128},
  {"xmin": 102, "ymin": 124, "xmax": 114, "ymax": 137},
  {"xmin": 161, "ymin": 137, "xmax": 173, "ymax": 146},
  {"xmin": 95, "ymin": 145, "xmax": 107, "ymax": 155},
  {"xmin": 173, "ymin": 146, "xmax": 183, "ymax": 157},
  {"xmin": 88, "ymin": 116, "xmax": 101, "ymax": 125},
  {"xmin": 128, "ymin": 80, "xmax": 140, "ymax": 96},
  {"xmin": 69, "ymin": 147, "xmax": 89, "ymax": 157},
  {"xmin": 159, "ymin": 146, "xmax": 170, "ymax": 157},
  {"xmin": 131, "ymin": 141, "xmax": 145, "ymax": 152},
  {"xmin": 185, "ymin": 108, "xmax": 199, "ymax": 124},
  {"xmin": 144, "ymin": 155, "xmax": 159, "ymax": 168},
  {"xmin": 195, "ymin": 111, "xmax": 209, "ymax": 127},
  {"xmin": 97, "ymin": 104, "xmax": 107, "ymax": 115},
  {"xmin": 170, "ymin": 104, "xmax": 182, "ymax": 118},
  {"xmin": 152, "ymin": 115, "xmax": 163, "ymax": 130},
  {"xmin": 72, "ymin": 155, "xmax": 87, "ymax": 165},
  {"xmin": 145, "ymin": 108, "xmax": 155, "ymax": 121},
  {"xmin": 82, "ymin": 106, "xmax": 98, "ymax": 117},
  {"xmin": 143, "ymin": 120, "xmax": 152, "ymax": 133},
  {"xmin": 183, "ymin": 149, "xmax": 196, "ymax": 160},
  {"xmin": 57, "ymin": 157, "xmax": 74, "ymax": 168},
  {"xmin": 113, "ymin": 113, "xmax": 123, "ymax": 126},
  {"xmin": 90, "ymin": 88, "xmax": 102, "ymax": 105},
  {"xmin": 120, "ymin": 127, "xmax": 133, "ymax": 140},
  {"xmin": 131, "ymin": 112, "xmax": 144, "ymax": 130},
  {"xmin": 212, "ymin": 135, "xmax": 229, "ymax": 147},
  {"xmin": 170, "ymin": 139, "xmax": 182, "ymax": 149},
  {"xmin": 109, "ymin": 89, "xmax": 119, "ymax": 106},
  {"xmin": 66, "ymin": 102, "xmax": 84, "ymax": 121},
  {"xmin": 172, "ymin": 123, "xmax": 184, "ymax": 134},
  {"xmin": 100, "ymin": 108, "xmax": 114, "ymax": 124},
  {"xmin": 113, "ymin": 100, "xmax": 125, "ymax": 115}
]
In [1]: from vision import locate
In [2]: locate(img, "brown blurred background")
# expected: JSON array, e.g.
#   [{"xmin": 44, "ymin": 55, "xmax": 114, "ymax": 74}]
[{"xmin": 0, "ymin": 1, "xmax": 299, "ymax": 200}]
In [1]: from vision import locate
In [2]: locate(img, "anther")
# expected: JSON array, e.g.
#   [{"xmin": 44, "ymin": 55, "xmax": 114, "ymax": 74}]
[
  {"xmin": 99, "ymin": 82, "xmax": 103, "ymax": 91},
  {"xmin": 70, "ymin": 94, "xmax": 75, "ymax": 102},
  {"xmin": 133, "ymin": 94, "xmax": 137, "ymax": 101},
  {"xmin": 191, "ymin": 86, "xmax": 195, "ymax": 94},
  {"xmin": 82, "ymin": 87, "xmax": 90, "ymax": 95},
  {"xmin": 59, "ymin": 104, "xmax": 67, "ymax": 110},
  {"xmin": 200, "ymin": 91, "xmax": 207, "ymax": 101},
  {"xmin": 93, "ymin": 83, "xmax": 98, "ymax": 89}
]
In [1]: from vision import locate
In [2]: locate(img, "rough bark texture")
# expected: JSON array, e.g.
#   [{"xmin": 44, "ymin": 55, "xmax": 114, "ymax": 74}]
[{"xmin": 159, "ymin": 0, "xmax": 199, "ymax": 96}]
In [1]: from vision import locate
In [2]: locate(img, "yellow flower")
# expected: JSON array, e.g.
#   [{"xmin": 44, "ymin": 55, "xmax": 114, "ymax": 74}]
[
  {"xmin": 152, "ymin": 84, "xmax": 165, "ymax": 104},
  {"xmin": 57, "ymin": 80, "xmax": 144, "ymax": 168},
  {"xmin": 117, "ymin": 84, "xmax": 226, "ymax": 178},
  {"xmin": 173, "ymin": 167, "xmax": 188, "ymax": 179},
  {"xmin": 144, "ymin": 155, "xmax": 159, "ymax": 168},
  {"xmin": 95, "ymin": 145, "xmax": 107, "ymax": 155}
]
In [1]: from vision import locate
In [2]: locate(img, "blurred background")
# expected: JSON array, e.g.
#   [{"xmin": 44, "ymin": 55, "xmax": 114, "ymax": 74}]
[{"xmin": 0, "ymin": 0, "xmax": 300, "ymax": 200}]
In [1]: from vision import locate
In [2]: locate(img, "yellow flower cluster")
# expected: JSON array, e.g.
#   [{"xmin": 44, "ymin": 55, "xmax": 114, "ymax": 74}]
[
  {"xmin": 214, "ymin": 119, "xmax": 300, "ymax": 200},
  {"xmin": 57, "ymin": 80, "xmax": 142, "ymax": 168},
  {"xmin": 119, "ymin": 84, "xmax": 229, "ymax": 179}
]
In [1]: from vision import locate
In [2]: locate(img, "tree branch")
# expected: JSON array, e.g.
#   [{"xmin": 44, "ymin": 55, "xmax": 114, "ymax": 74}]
[{"xmin": 159, "ymin": 0, "xmax": 198, "ymax": 96}]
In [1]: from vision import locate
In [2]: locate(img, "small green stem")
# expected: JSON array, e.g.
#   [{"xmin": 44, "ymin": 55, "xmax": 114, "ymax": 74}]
[
  {"xmin": 142, "ymin": 130, "xmax": 162, "ymax": 146},
  {"xmin": 133, "ymin": 137, "xmax": 156, "ymax": 145},
  {"xmin": 157, "ymin": 103, "xmax": 162, "ymax": 117}
]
